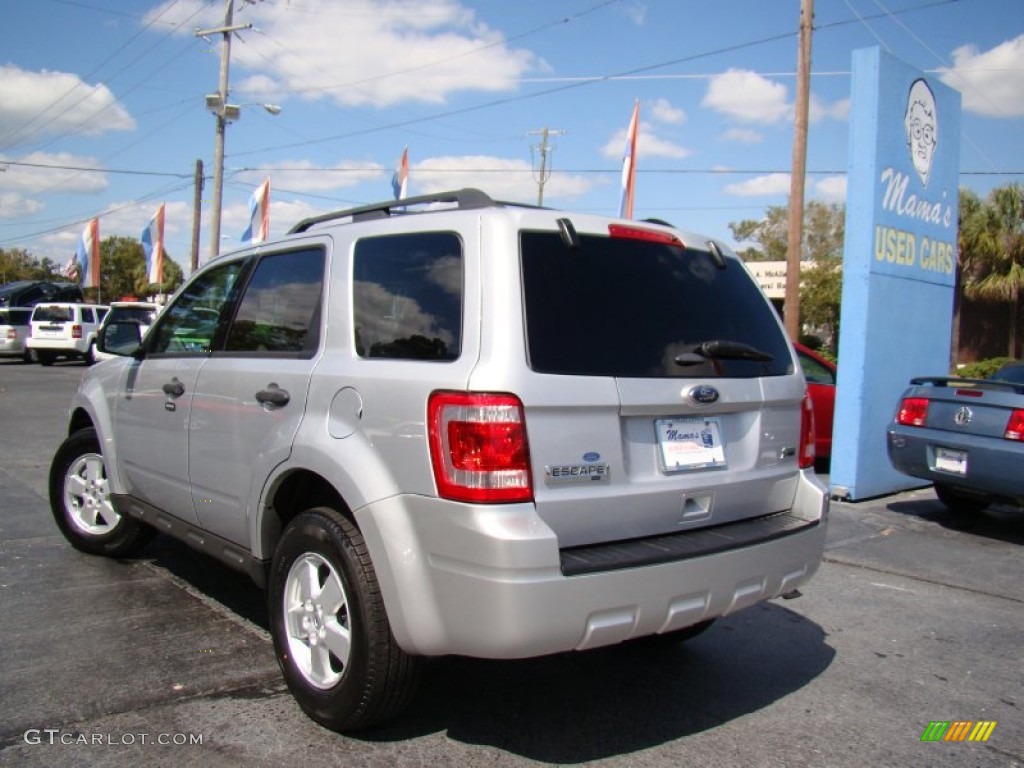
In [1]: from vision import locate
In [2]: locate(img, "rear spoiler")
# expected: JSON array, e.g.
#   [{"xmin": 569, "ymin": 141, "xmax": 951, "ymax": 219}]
[{"xmin": 909, "ymin": 376, "xmax": 1024, "ymax": 396}]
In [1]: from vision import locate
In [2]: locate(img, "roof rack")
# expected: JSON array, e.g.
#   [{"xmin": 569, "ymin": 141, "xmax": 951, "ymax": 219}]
[{"xmin": 288, "ymin": 188, "xmax": 498, "ymax": 234}]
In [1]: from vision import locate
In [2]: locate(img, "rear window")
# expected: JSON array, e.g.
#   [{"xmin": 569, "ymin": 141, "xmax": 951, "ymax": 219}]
[
  {"xmin": 521, "ymin": 230, "xmax": 792, "ymax": 378},
  {"xmin": 32, "ymin": 306, "xmax": 74, "ymax": 323},
  {"xmin": 0, "ymin": 309, "xmax": 31, "ymax": 326},
  {"xmin": 108, "ymin": 306, "xmax": 157, "ymax": 325}
]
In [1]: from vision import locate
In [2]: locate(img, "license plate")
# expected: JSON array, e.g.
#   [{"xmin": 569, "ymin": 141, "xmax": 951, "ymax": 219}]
[
  {"xmin": 656, "ymin": 417, "xmax": 726, "ymax": 471},
  {"xmin": 935, "ymin": 446, "xmax": 967, "ymax": 475}
]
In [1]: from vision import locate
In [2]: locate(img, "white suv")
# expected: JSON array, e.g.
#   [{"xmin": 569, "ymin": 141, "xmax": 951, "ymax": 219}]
[
  {"xmin": 27, "ymin": 302, "xmax": 108, "ymax": 365},
  {"xmin": 50, "ymin": 190, "xmax": 828, "ymax": 731}
]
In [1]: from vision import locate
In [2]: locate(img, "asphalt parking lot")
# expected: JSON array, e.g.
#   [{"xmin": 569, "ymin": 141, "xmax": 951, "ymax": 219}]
[{"xmin": 0, "ymin": 359, "xmax": 1021, "ymax": 767}]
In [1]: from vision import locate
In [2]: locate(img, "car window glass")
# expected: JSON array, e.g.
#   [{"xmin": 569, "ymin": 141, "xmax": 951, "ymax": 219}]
[
  {"xmin": 799, "ymin": 352, "xmax": 835, "ymax": 385},
  {"xmin": 149, "ymin": 261, "xmax": 244, "ymax": 355},
  {"xmin": 82, "ymin": 308, "xmax": 94, "ymax": 324},
  {"xmin": 521, "ymin": 231, "xmax": 791, "ymax": 378},
  {"xmin": 33, "ymin": 306, "xmax": 73, "ymax": 323},
  {"xmin": 353, "ymin": 232, "xmax": 463, "ymax": 361},
  {"xmin": 225, "ymin": 248, "xmax": 325, "ymax": 354}
]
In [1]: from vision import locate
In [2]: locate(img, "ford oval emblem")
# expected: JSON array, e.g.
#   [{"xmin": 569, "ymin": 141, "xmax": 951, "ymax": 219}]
[
  {"xmin": 582, "ymin": 452, "xmax": 601, "ymax": 463},
  {"xmin": 688, "ymin": 385, "xmax": 720, "ymax": 405}
]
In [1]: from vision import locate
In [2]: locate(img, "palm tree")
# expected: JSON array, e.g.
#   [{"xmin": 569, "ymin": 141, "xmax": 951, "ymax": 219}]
[{"xmin": 962, "ymin": 184, "xmax": 1024, "ymax": 359}]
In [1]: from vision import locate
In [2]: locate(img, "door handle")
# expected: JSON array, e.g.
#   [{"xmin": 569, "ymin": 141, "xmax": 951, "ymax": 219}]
[
  {"xmin": 255, "ymin": 383, "xmax": 290, "ymax": 407},
  {"xmin": 162, "ymin": 377, "xmax": 185, "ymax": 398}
]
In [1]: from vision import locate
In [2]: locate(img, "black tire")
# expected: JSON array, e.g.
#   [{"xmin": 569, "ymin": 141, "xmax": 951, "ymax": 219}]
[
  {"xmin": 38, "ymin": 351, "xmax": 54, "ymax": 366},
  {"xmin": 84, "ymin": 342, "xmax": 96, "ymax": 365},
  {"xmin": 49, "ymin": 427, "xmax": 155, "ymax": 556},
  {"xmin": 934, "ymin": 483, "xmax": 990, "ymax": 515},
  {"xmin": 269, "ymin": 507, "xmax": 419, "ymax": 732},
  {"xmin": 22, "ymin": 348, "xmax": 36, "ymax": 364}
]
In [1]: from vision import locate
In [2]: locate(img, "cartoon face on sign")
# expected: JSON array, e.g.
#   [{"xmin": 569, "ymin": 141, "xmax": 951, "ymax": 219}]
[{"xmin": 904, "ymin": 79, "xmax": 937, "ymax": 186}]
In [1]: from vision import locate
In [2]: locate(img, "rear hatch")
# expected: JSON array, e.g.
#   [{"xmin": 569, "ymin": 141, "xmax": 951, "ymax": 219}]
[
  {"xmin": 518, "ymin": 223, "xmax": 806, "ymax": 549},
  {"xmin": 31, "ymin": 305, "xmax": 76, "ymax": 341}
]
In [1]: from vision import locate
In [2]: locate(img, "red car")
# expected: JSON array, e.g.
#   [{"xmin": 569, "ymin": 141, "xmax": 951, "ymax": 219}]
[{"xmin": 795, "ymin": 343, "xmax": 836, "ymax": 462}]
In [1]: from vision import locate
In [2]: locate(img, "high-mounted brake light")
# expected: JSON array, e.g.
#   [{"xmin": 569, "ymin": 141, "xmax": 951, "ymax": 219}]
[
  {"xmin": 1005, "ymin": 409, "xmax": 1024, "ymax": 441},
  {"xmin": 607, "ymin": 224, "xmax": 684, "ymax": 247},
  {"xmin": 896, "ymin": 397, "xmax": 929, "ymax": 427},
  {"xmin": 799, "ymin": 392, "xmax": 816, "ymax": 469},
  {"xmin": 428, "ymin": 392, "xmax": 533, "ymax": 503}
]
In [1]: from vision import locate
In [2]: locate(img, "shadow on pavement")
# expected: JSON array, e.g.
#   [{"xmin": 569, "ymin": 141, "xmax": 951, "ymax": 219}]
[{"xmin": 887, "ymin": 496, "xmax": 1024, "ymax": 546}]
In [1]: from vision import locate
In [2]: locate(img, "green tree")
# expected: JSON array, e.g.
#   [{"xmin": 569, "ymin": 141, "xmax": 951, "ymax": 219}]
[
  {"xmin": 0, "ymin": 247, "xmax": 40, "ymax": 284},
  {"xmin": 730, "ymin": 200, "xmax": 846, "ymax": 349},
  {"xmin": 961, "ymin": 183, "xmax": 1024, "ymax": 358},
  {"xmin": 80, "ymin": 236, "xmax": 185, "ymax": 303}
]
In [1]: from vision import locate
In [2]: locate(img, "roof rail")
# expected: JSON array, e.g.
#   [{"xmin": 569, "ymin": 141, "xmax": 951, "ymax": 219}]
[{"xmin": 288, "ymin": 188, "xmax": 497, "ymax": 234}]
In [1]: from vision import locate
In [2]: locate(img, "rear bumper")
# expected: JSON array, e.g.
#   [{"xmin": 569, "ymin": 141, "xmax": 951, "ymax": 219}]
[
  {"xmin": 356, "ymin": 470, "xmax": 828, "ymax": 658},
  {"xmin": 887, "ymin": 426, "xmax": 1024, "ymax": 499},
  {"xmin": 26, "ymin": 338, "xmax": 88, "ymax": 355}
]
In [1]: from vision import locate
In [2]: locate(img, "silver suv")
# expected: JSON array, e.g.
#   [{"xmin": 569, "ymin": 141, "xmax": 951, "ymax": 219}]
[{"xmin": 50, "ymin": 190, "xmax": 828, "ymax": 732}]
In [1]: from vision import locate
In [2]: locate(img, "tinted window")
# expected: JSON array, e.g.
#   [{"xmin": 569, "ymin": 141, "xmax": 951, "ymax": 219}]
[
  {"xmin": 353, "ymin": 232, "xmax": 462, "ymax": 361},
  {"xmin": 108, "ymin": 307, "xmax": 157, "ymax": 325},
  {"xmin": 0, "ymin": 309, "xmax": 31, "ymax": 326},
  {"xmin": 81, "ymin": 308, "xmax": 95, "ymax": 323},
  {"xmin": 33, "ymin": 305, "xmax": 73, "ymax": 323},
  {"xmin": 225, "ymin": 248, "xmax": 325, "ymax": 354},
  {"xmin": 521, "ymin": 231, "xmax": 792, "ymax": 378},
  {"xmin": 149, "ymin": 261, "xmax": 244, "ymax": 355},
  {"xmin": 992, "ymin": 365, "xmax": 1024, "ymax": 385}
]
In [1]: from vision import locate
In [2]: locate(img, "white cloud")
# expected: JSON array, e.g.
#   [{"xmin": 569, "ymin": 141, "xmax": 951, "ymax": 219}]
[
  {"xmin": 620, "ymin": 1, "xmax": 647, "ymax": 25},
  {"xmin": 809, "ymin": 95, "xmax": 850, "ymax": 123},
  {"xmin": 600, "ymin": 122, "xmax": 690, "ymax": 160},
  {"xmin": 721, "ymin": 128, "xmax": 764, "ymax": 143},
  {"xmin": 938, "ymin": 34, "xmax": 1024, "ymax": 117},
  {"xmin": 412, "ymin": 155, "xmax": 594, "ymax": 202},
  {"xmin": 649, "ymin": 98, "xmax": 686, "ymax": 125},
  {"xmin": 235, "ymin": 160, "xmax": 385, "ymax": 193},
  {"xmin": 0, "ymin": 193, "xmax": 44, "ymax": 220},
  {"xmin": 702, "ymin": 69, "xmax": 790, "ymax": 124},
  {"xmin": 814, "ymin": 176, "xmax": 847, "ymax": 203},
  {"xmin": 724, "ymin": 173, "xmax": 792, "ymax": 197},
  {"xmin": 0, "ymin": 152, "xmax": 109, "ymax": 194},
  {"xmin": 0, "ymin": 65, "xmax": 134, "ymax": 146},
  {"xmin": 153, "ymin": 0, "xmax": 536, "ymax": 109}
]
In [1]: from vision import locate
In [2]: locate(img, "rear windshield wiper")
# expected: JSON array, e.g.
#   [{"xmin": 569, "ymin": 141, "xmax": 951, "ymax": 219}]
[{"xmin": 674, "ymin": 339, "xmax": 774, "ymax": 366}]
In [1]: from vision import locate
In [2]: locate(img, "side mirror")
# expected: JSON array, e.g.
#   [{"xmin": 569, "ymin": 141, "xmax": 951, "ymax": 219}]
[{"xmin": 98, "ymin": 321, "xmax": 143, "ymax": 358}]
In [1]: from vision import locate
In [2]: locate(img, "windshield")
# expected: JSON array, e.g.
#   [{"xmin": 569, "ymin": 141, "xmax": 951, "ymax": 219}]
[
  {"xmin": 520, "ymin": 230, "xmax": 792, "ymax": 378},
  {"xmin": 109, "ymin": 307, "xmax": 157, "ymax": 325}
]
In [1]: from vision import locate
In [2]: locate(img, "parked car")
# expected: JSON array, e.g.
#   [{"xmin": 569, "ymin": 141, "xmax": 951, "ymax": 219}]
[
  {"xmin": 887, "ymin": 372, "xmax": 1024, "ymax": 514},
  {"xmin": 50, "ymin": 189, "xmax": 828, "ymax": 732},
  {"xmin": 991, "ymin": 362, "xmax": 1024, "ymax": 385},
  {"xmin": 0, "ymin": 307, "xmax": 35, "ymax": 362},
  {"xmin": 93, "ymin": 301, "xmax": 160, "ymax": 363},
  {"xmin": 794, "ymin": 343, "xmax": 836, "ymax": 462},
  {"xmin": 26, "ymin": 302, "xmax": 108, "ymax": 365},
  {"xmin": 0, "ymin": 280, "xmax": 83, "ymax": 307}
]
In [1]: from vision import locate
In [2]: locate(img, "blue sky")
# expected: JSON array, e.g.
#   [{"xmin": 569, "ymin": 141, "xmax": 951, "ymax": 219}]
[{"xmin": 1, "ymin": 0, "xmax": 1021, "ymax": 273}]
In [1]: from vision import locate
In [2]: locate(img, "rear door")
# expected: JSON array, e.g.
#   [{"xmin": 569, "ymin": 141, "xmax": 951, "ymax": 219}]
[
  {"xmin": 518, "ymin": 226, "xmax": 803, "ymax": 548},
  {"xmin": 188, "ymin": 246, "xmax": 326, "ymax": 546}
]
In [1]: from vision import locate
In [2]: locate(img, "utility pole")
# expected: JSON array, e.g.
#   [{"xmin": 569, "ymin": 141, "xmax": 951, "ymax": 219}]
[
  {"xmin": 197, "ymin": 0, "xmax": 252, "ymax": 259},
  {"xmin": 190, "ymin": 158, "xmax": 204, "ymax": 275},
  {"xmin": 529, "ymin": 126, "xmax": 565, "ymax": 206},
  {"xmin": 784, "ymin": 0, "xmax": 814, "ymax": 340}
]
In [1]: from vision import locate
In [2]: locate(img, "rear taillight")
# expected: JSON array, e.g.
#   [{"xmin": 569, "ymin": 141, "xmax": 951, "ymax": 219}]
[
  {"xmin": 1005, "ymin": 409, "xmax": 1024, "ymax": 441},
  {"xmin": 5, "ymin": 329, "xmax": 15, "ymax": 340},
  {"xmin": 72, "ymin": 324, "xmax": 83, "ymax": 339},
  {"xmin": 799, "ymin": 392, "xmax": 816, "ymax": 469},
  {"xmin": 896, "ymin": 397, "xmax": 929, "ymax": 427},
  {"xmin": 428, "ymin": 392, "xmax": 533, "ymax": 503}
]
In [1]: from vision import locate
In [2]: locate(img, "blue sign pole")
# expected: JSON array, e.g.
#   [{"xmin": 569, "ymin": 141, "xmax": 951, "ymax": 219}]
[{"xmin": 831, "ymin": 48, "xmax": 961, "ymax": 500}]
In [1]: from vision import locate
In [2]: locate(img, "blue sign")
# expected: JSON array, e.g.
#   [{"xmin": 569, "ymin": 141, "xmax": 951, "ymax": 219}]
[{"xmin": 831, "ymin": 48, "xmax": 961, "ymax": 501}]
